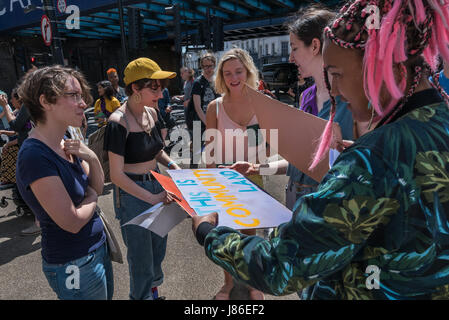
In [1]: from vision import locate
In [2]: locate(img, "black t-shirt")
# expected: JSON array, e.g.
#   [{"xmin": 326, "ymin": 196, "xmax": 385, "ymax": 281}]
[
  {"xmin": 104, "ymin": 120, "xmax": 164, "ymax": 164},
  {"xmin": 191, "ymin": 75, "xmax": 219, "ymax": 113}
]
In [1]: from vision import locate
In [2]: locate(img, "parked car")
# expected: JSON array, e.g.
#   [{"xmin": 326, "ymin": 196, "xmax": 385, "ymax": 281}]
[{"xmin": 262, "ymin": 62, "xmax": 297, "ymax": 94}]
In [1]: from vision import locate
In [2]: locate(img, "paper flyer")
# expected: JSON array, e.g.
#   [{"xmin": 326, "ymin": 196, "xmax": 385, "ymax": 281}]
[{"xmin": 122, "ymin": 201, "xmax": 187, "ymax": 238}]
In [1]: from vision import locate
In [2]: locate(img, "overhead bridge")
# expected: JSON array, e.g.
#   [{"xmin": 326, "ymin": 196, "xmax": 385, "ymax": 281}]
[{"xmin": 1, "ymin": 0, "xmax": 343, "ymax": 43}]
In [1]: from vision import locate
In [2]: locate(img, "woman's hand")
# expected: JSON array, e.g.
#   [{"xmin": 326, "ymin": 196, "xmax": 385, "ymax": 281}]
[
  {"xmin": 335, "ymin": 140, "xmax": 354, "ymax": 153},
  {"xmin": 192, "ymin": 212, "xmax": 219, "ymax": 235},
  {"xmin": 150, "ymin": 190, "xmax": 181, "ymax": 205},
  {"xmin": 219, "ymin": 161, "xmax": 259, "ymax": 176},
  {"xmin": 63, "ymin": 139, "xmax": 97, "ymax": 163},
  {"xmin": 0, "ymin": 95, "xmax": 7, "ymax": 108}
]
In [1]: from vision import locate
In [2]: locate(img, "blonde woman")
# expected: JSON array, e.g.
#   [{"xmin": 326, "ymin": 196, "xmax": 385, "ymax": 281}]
[{"xmin": 205, "ymin": 48, "xmax": 265, "ymax": 300}]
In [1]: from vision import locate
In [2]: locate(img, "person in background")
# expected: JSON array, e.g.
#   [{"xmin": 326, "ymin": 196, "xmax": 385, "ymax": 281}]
[
  {"xmin": 1, "ymin": 84, "xmax": 37, "ymax": 235},
  {"xmin": 257, "ymin": 71, "xmax": 277, "ymax": 99},
  {"xmin": 174, "ymin": 67, "xmax": 195, "ymax": 108},
  {"xmin": 157, "ymin": 87, "xmax": 172, "ymax": 141},
  {"xmin": 16, "ymin": 65, "xmax": 113, "ymax": 300},
  {"xmin": 0, "ymin": 88, "xmax": 22, "ymax": 186},
  {"xmin": 0, "ymin": 90, "xmax": 13, "ymax": 130},
  {"xmin": 107, "ymin": 68, "xmax": 127, "ymax": 103},
  {"xmin": 94, "ymin": 80, "xmax": 121, "ymax": 128},
  {"xmin": 190, "ymin": 53, "xmax": 220, "ymax": 167},
  {"xmin": 288, "ymin": 73, "xmax": 315, "ymax": 109}
]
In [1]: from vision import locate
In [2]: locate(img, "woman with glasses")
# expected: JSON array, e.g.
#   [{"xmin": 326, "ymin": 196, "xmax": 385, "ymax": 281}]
[
  {"xmin": 104, "ymin": 57, "xmax": 181, "ymax": 300},
  {"xmin": 189, "ymin": 53, "xmax": 220, "ymax": 167},
  {"xmin": 15, "ymin": 65, "xmax": 113, "ymax": 299}
]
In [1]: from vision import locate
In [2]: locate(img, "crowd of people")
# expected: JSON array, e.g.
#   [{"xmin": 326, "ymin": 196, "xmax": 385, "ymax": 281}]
[{"xmin": 1, "ymin": 0, "xmax": 449, "ymax": 300}]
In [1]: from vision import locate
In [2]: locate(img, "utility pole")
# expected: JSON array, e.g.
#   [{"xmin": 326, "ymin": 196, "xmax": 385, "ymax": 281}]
[
  {"xmin": 42, "ymin": 0, "xmax": 65, "ymax": 65},
  {"xmin": 165, "ymin": 4, "xmax": 183, "ymax": 90},
  {"xmin": 117, "ymin": 0, "xmax": 128, "ymax": 69}
]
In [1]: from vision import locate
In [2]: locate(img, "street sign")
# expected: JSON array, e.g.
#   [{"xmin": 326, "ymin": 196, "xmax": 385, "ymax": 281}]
[
  {"xmin": 57, "ymin": 0, "xmax": 67, "ymax": 13},
  {"xmin": 41, "ymin": 15, "xmax": 52, "ymax": 47}
]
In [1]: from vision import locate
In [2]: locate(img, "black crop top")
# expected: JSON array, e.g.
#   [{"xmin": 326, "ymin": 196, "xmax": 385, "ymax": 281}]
[{"xmin": 103, "ymin": 121, "xmax": 164, "ymax": 164}]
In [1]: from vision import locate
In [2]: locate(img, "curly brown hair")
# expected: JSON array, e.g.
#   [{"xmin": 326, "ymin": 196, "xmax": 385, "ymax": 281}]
[{"xmin": 17, "ymin": 65, "xmax": 92, "ymax": 124}]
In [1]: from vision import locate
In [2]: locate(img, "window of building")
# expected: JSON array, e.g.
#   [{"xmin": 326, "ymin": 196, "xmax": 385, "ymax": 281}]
[{"xmin": 281, "ymin": 41, "xmax": 289, "ymax": 56}]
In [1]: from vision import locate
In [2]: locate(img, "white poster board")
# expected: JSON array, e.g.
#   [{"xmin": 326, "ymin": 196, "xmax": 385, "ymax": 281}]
[{"xmin": 168, "ymin": 168, "xmax": 292, "ymax": 230}]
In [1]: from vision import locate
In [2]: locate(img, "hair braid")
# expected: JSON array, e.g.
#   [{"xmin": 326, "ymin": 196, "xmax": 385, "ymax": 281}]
[
  {"xmin": 309, "ymin": 69, "xmax": 337, "ymax": 169},
  {"xmin": 311, "ymin": 0, "xmax": 449, "ymax": 167}
]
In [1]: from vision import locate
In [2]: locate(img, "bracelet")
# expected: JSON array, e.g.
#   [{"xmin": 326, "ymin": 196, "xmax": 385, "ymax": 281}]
[{"xmin": 167, "ymin": 160, "xmax": 176, "ymax": 168}]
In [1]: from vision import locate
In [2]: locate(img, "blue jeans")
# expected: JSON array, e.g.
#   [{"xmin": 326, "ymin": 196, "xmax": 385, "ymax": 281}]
[
  {"xmin": 113, "ymin": 179, "xmax": 168, "ymax": 300},
  {"xmin": 42, "ymin": 242, "xmax": 114, "ymax": 300},
  {"xmin": 285, "ymin": 178, "xmax": 317, "ymax": 211}
]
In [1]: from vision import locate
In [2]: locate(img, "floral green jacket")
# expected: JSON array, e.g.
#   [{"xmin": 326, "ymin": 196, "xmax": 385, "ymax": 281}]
[{"xmin": 203, "ymin": 90, "xmax": 449, "ymax": 299}]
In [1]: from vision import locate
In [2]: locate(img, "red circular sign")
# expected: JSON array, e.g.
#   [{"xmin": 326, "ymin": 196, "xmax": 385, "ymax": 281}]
[{"xmin": 41, "ymin": 15, "xmax": 52, "ymax": 47}]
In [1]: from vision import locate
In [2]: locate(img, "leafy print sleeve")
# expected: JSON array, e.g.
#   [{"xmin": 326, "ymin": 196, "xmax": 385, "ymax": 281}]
[{"xmin": 203, "ymin": 146, "xmax": 401, "ymax": 296}]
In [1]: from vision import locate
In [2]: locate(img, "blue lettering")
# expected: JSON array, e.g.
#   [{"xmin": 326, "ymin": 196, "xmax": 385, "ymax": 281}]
[
  {"xmin": 194, "ymin": 207, "xmax": 218, "ymax": 215},
  {"xmin": 176, "ymin": 179, "xmax": 198, "ymax": 186},
  {"xmin": 189, "ymin": 198, "xmax": 215, "ymax": 207},
  {"xmin": 232, "ymin": 179, "xmax": 258, "ymax": 192},
  {"xmin": 219, "ymin": 171, "xmax": 241, "ymax": 180},
  {"xmin": 189, "ymin": 192, "xmax": 209, "ymax": 197}
]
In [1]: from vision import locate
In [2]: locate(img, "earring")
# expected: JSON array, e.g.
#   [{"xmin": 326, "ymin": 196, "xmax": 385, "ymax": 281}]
[{"xmin": 133, "ymin": 93, "xmax": 141, "ymax": 104}]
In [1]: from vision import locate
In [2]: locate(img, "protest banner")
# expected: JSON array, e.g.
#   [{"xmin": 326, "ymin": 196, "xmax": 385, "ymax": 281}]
[{"xmin": 167, "ymin": 168, "xmax": 292, "ymax": 230}]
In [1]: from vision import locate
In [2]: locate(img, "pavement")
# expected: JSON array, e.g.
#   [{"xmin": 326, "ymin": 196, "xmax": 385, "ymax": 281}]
[{"xmin": 0, "ymin": 149, "xmax": 299, "ymax": 300}]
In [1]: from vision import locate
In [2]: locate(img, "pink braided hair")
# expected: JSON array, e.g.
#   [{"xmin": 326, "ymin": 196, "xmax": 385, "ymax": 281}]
[{"xmin": 310, "ymin": 0, "xmax": 449, "ymax": 170}]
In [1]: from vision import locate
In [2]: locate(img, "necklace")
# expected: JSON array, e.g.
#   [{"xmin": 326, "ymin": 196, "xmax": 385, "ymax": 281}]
[{"xmin": 126, "ymin": 103, "xmax": 151, "ymax": 134}]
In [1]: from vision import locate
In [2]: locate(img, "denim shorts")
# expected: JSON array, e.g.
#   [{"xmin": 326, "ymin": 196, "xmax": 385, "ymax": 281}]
[
  {"xmin": 42, "ymin": 242, "xmax": 114, "ymax": 300},
  {"xmin": 113, "ymin": 179, "xmax": 168, "ymax": 300}
]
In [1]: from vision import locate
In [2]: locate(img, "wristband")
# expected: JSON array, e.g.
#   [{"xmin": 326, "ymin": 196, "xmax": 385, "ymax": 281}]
[{"xmin": 167, "ymin": 160, "xmax": 176, "ymax": 168}]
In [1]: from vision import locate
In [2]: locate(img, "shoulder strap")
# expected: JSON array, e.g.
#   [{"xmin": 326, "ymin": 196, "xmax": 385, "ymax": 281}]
[
  {"xmin": 215, "ymin": 98, "xmax": 219, "ymax": 118},
  {"xmin": 216, "ymin": 97, "xmax": 223, "ymax": 120},
  {"xmin": 114, "ymin": 109, "xmax": 130, "ymax": 138}
]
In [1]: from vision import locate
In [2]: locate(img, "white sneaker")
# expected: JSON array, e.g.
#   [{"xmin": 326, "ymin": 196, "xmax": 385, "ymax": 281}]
[{"xmin": 21, "ymin": 224, "xmax": 41, "ymax": 236}]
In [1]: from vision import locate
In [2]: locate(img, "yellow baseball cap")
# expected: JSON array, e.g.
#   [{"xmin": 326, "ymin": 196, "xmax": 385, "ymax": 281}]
[{"xmin": 123, "ymin": 57, "xmax": 176, "ymax": 86}]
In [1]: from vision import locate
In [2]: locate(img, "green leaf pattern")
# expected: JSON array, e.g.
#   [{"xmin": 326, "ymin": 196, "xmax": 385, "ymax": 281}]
[
  {"xmin": 415, "ymin": 151, "xmax": 449, "ymax": 203},
  {"xmin": 323, "ymin": 197, "xmax": 399, "ymax": 244},
  {"xmin": 204, "ymin": 102, "xmax": 449, "ymax": 299}
]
